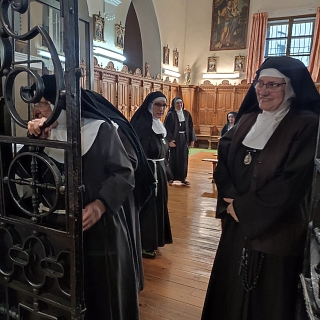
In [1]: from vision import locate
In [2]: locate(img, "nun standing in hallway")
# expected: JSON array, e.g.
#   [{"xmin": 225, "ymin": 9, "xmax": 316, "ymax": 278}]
[
  {"xmin": 164, "ymin": 97, "xmax": 196, "ymax": 186},
  {"xmin": 202, "ymin": 56, "xmax": 320, "ymax": 320},
  {"xmin": 131, "ymin": 92, "xmax": 173, "ymax": 258}
]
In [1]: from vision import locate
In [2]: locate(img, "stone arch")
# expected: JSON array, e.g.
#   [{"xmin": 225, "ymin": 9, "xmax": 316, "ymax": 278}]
[{"xmin": 130, "ymin": 0, "xmax": 161, "ymax": 76}]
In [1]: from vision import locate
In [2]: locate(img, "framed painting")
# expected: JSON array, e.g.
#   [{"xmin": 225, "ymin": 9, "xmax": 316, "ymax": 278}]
[
  {"xmin": 207, "ymin": 56, "xmax": 217, "ymax": 72},
  {"xmin": 163, "ymin": 45, "xmax": 170, "ymax": 65},
  {"xmin": 115, "ymin": 22, "xmax": 125, "ymax": 49},
  {"xmin": 210, "ymin": 0, "xmax": 250, "ymax": 51},
  {"xmin": 93, "ymin": 12, "xmax": 105, "ymax": 42},
  {"xmin": 173, "ymin": 49, "xmax": 179, "ymax": 67},
  {"xmin": 234, "ymin": 54, "xmax": 245, "ymax": 71}
]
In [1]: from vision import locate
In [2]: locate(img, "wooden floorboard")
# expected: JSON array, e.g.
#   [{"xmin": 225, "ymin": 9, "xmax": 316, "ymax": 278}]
[{"xmin": 139, "ymin": 151, "xmax": 221, "ymax": 319}]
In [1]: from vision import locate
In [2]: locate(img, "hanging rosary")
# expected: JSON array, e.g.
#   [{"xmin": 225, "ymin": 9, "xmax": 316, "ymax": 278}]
[{"xmin": 239, "ymin": 248, "xmax": 265, "ymax": 291}]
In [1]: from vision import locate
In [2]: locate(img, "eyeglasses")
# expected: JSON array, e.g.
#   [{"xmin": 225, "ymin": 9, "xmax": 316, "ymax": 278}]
[
  {"xmin": 34, "ymin": 102, "xmax": 51, "ymax": 108},
  {"xmin": 153, "ymin": 102, "xmax": 167, "ymax": 108},
  {"xmin": 254, "ymin": 80, "xmax": 286, "ymax": 92}
]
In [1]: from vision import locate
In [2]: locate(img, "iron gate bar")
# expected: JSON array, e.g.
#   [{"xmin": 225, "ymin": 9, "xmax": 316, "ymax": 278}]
[
  {"xmin": 0, "ymin": 0, "xmax": 85, "ymax": 318},
  {"xmin": 60, "ymin": 0, "xmax": 84, "ymax": 316}
]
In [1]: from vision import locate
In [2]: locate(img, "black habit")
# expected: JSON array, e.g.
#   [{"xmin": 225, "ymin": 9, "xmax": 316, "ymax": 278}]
[
  {"xmin": 164, "ymin": 98, "xmax": 196, "ymax": 182},
  {"xmin": 131, "ymin": 92, "xmax": 173, "ymax": 252},
  {"xmin": 82, "ymin": 122, "xmax": 139, "ymax": 320},
  {"xmin": 202, "ymin": 56, "xmax": 320, "ymax": 320}
]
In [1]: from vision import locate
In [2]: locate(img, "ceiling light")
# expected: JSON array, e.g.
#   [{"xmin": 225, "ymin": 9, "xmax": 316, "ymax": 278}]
[
  {"xmin": 93, "ymin": 46, "xmax": 126, "ymax": 62},
  {"xmin": 203, "ymin": 73, "xmax": 239, "ymax": 79},
  {"xmin": 37, "ymin": 49, "xmax": 66, "ymax": 62},
  {"xmin": 162, "ymin": 68, "xmax": 181, "ymax": 78},
  {"xmin": 104, "ymin": 0, "xmax": 121, "ymax": 6}
]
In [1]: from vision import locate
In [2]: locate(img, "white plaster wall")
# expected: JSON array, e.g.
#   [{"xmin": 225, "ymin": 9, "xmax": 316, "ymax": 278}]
[
  {"xmin": 184, "ymin": 0, "xmax": 319, "ymax": 85},
  {"xmin": 153, "ymin": 0, "xmax": 187, "ymax": 83},
  {"xmin": 84, "ymin": 0, "xmax": 318, "ymax": 84}
]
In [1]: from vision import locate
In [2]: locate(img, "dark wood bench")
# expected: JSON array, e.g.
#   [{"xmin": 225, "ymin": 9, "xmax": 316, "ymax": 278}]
[{"xmin": 194, "ymin": 125, "xmax": 220, "ymax": 149}]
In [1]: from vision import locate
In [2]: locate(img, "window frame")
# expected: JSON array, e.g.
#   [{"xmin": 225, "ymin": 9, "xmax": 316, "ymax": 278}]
[{"xmin": 264, "ymin": 14, "xmax": 316, "ymax": 66}]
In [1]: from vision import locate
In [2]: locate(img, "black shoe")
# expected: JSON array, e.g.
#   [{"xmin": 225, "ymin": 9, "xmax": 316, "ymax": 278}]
[
  {"xmin": 181, "ymin": 180, "xmax": 190, "ymax": 186},
  {"xmin": 142, "ymin": 250, "xmax": 157, "ymax": 259}
]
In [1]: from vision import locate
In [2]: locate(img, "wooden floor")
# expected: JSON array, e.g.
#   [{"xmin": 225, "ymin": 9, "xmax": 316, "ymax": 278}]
[{"xmin": 139, "ymin": 151, "xmax": 222, "ymax": 320}]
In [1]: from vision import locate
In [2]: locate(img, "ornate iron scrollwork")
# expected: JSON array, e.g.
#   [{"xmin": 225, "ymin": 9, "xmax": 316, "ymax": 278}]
[
  {"xmin": 0, "ymin": 0, "xmax": 66, "ymax": 129},
  {"xmin": 5, "ymin": 150, "xmax": 64, "ymax": 217},
  {"xmin": 0, "ymin": 0, "xmax": 84, "ymax": 318}
]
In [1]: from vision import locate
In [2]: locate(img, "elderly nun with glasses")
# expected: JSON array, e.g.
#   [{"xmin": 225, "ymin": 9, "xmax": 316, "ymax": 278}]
[
  {"xmin": 202, "ymin": 56, "xmax": 320, "ymax": 320},
  {"xmin": 130, "ymin": 92, "xmax": 173, "ymax": 258},
  {"xmin": 27, "ymin": 74, "xmax": 156, "ymax": 320}
]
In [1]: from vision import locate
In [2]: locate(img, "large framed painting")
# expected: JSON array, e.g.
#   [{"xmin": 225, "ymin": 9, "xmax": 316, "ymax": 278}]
[{"xmin": 210, "ymin": 0, "xmax": 250, "ymax": 51}]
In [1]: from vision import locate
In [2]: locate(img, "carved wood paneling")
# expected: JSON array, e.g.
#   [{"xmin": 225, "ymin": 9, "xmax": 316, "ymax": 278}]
[
  {"xmin": 216, "ymin": 84, "xmax": 235, "ymax": 131},
  {"xmin": 90, "ymin": 63, "xmax": 319, "ymax": 130},
  {"xmin": 198, "ymin": 87, "xmax": 216, "ymax": 126},
  {"xmin": 130, "ymin": 79, "xmax": 142, "ymax": 119},
  {"xmin": 142, "ymin": 80, "xmax": 152, "ymax": 100},
  {"xmin": 102, "ymin": 71, "xmax": 117, "ymax": 106},
  {"xmin": 117, "ymin": 75, "xmax": 130, "ymax": 118},
  {"xmin": 180, "ymin": 85, "xmax": 196, "ymax": 115}
]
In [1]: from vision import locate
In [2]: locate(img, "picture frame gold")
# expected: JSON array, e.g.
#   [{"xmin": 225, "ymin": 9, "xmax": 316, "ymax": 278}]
[
  {"xmin": 173, "ymin": 49, "xmax": 179, "ymax": 67},
  {"xmin": 115, "ymin": 22, "xmax": 125, "ymax": 49},
  {"xmin": 210, "ymin": 0, "xmax": 250, "ymax": 51},
  {"xmin": 207, "ymin": 56, "xmax": 217, "ymax": 72},
  {"xmin": 163, "ymin": 45, "xmax": 170, "ymax": 65},
  {"xmin": 93, "ymin": 12, "xmax": 105, "ymax": 42},
  {"xmin": 234, "ymin": 54, "xmax": 245, "ymax": 71}
]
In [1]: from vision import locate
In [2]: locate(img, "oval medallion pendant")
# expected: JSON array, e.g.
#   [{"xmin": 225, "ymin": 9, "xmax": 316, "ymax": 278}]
[{"xmin": 244, "ymin": 153, "xmax": 252, "ymax": 165}]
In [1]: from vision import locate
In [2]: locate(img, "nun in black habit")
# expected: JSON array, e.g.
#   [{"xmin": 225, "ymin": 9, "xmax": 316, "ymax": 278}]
[
  {"xmin": 130, "ymin": 91, "xmax": 173, "ymax": 258},
  {"xmin": 201, "ymin": 56, "xmax": 320, "ymax": 320},
  {"xmin": 220, "ymin": 111, "xmax": 237, "ymax": 136},
  {"xmin": 28, "ymin": 75, "xmax": 155, "ymax": 319},
  {"xmin": 164, "ymin": 97, "xmax": 196, "ymax": 185}
]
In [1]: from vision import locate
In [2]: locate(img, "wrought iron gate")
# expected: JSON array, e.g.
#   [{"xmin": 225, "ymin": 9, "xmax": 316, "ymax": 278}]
[
  {"xmin": 300, "ymin": 118, "xmax": 320, "ymax": 320},
  {"xmin": 0, "ymin": 0, "xmax": 84, "ymax": 319}
]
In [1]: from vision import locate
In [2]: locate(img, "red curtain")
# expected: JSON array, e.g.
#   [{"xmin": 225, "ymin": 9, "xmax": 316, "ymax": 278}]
[
  {"xmin": 245, "ymin": 12, "xmax": 268, "ymax": 83},
  {"xmin": 308, "ymin": 7, "xmax": 320, "ymax": 82}
]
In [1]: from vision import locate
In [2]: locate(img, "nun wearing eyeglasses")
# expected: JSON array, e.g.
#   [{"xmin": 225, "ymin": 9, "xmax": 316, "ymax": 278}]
[
  {"xmin": 130, "ymin": 92, "xmax": 173, "ymax": 258},
  {"xmin": 202, "ymin": 56, "xmax": 320, "ymax": 320},
  {"xmin": 27, "ymin": 75, "xmax": 157, "ymax": 320}
]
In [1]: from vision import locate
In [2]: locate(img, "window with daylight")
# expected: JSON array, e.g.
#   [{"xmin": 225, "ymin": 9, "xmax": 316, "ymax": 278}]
[{"xmin": 264, "ymin": 15, "xmax": 316, "ymax": 66}]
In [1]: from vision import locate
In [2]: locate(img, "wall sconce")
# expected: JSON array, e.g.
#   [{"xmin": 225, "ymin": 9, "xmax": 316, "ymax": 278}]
[
  {"xmin": 162, "ymin": 68, "xmax": 181, "ymax": 78},
  {"xmin": 37, "ymin": 49, "xmax": 66, "ymax": 62},
  {"xmin": 93, "ymin": 46, "xmax": 126, "ymax": 62},
  {"xmin": 202, "ymin": 72, "xmax": 240, "ymax": 79}
]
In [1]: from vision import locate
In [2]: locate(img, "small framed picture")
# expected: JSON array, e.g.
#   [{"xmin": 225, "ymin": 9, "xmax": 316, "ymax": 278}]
[
  {"xmin": 115, "ymin": 22, "xmax": 125, "ymax": 49},
  {"xmin": 93, "ymin": 12, "xmax": 105, "ymax": 42},
  {"xmin": 163, "ymin": 45, "xmax": 170, "ymax": 65},
  {"xmin": 207, "ymin": 56, "xmax": 217, "ymax": 72},
  {"xmin": 173, "ymin": 49, "xmax": 179, "ymax": 67},
  {"xmin": 234, "ymin": 55, "xmax": 246, "ymax": 72}
]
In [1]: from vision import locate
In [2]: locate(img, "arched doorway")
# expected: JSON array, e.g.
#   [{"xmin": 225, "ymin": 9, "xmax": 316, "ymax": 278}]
[{"xmin": 124, "ymin": 0, "xmax": 162, "ymax": 76}]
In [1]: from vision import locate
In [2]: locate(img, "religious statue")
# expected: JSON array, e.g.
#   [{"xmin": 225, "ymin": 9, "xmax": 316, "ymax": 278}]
[
  {"xmin": 184, "ymin": 65, "xmax": 191, "ymax": 85},
  {"xmin": 144, "ymin": 62, "xmax": 150, "ymax": 77}
]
